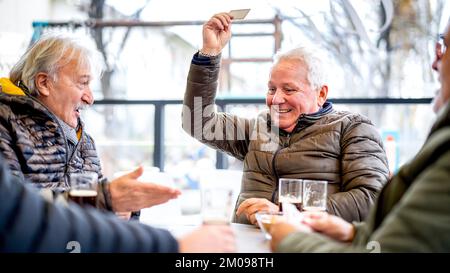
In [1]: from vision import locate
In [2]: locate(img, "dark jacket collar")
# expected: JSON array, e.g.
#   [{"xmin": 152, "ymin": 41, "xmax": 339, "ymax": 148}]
[{"xmin": 298, "ymin": 101, "xmax": 333, "ymax": 122}]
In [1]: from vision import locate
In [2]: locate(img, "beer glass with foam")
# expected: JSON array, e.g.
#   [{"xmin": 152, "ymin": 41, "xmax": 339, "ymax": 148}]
[{"xmin": 278, "ymin": 178, "xmax": 303, "ymax": 212}]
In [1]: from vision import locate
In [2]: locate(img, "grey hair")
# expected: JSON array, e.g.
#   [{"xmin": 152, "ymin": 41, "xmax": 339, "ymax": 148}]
[
  {"xmin": 9, "ymin": 32, "xmax": 103, "ymax": 96},
  {"xmin": 272, "ymin": 46, "xmax": 327, "ymax": 91}
]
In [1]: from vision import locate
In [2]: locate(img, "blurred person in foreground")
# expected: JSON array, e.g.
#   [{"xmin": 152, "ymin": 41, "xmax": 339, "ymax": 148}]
[
  {"xmin": 0, "ymin": 153, "xmax": 235, "ymax": 253},
  {"xmin": 0, "ymin": 33, "xmax": 180, "ymax": 218},
  {"xmin": 182, "ymin": 13, "xmax": 389, "ymax": 225},
  {"xmin": 269, "ymin": 20, "xmax": 450, "ymax": 253}
]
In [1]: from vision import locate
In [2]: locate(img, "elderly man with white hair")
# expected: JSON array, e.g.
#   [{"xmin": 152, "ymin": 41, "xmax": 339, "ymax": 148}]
[
  {"xmin": 0, "ymin": 33, "xmax": 180, "ymax": 216},
  {"xmin": 182, "ymin": 13, "xmax": 390, "ymax": 225}
]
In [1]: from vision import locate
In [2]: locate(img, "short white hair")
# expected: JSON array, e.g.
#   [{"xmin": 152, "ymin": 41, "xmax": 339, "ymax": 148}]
[
  {"xmin": 272, "ymin": 46, "xmax": 327, "ymax": 91},
  {"xmin": 10, "ymin": 32, "xmax": 103, "ymax": 96}
]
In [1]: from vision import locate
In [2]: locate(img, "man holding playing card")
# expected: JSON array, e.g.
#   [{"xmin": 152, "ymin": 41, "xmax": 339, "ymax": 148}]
[{"xmin": 182, "ymin": 12, "xmax": 389, "ymax": 225}]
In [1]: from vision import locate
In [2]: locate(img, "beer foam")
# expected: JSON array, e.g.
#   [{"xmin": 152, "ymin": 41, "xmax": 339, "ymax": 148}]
[
  {"xmin": 69, "ymin": 189, "xmax": 98, "ymax": 197},
  {"xmin": 303, "ymin": 206, "xmax": 326, "ymax": 212},
  {"xmin": 279, "ymin": 195, "xmax": 301, "ymax": 203}
]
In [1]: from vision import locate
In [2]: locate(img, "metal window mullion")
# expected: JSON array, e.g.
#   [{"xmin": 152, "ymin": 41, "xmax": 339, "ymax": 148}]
[{"xmin": 153, "ymin": 103, "xmax": 165, "ymax": 171}]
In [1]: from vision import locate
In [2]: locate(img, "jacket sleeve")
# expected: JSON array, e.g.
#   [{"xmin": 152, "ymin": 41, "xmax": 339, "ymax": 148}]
[
  {"xmin": 0, "ymin": 112, "xmax": 26, "ymax": 180},
  {"xmin": 182, "ymin": 56, "xmax": 252, "ymax": 161},
  {"xmin": 327, "ymin": 116, "xmax": 389, "ymax": 222},
  {"xmin": 277, "ymin": 149, "xmax": 450, "ymax": 253},
  {"xmin": 0, "ymin": 155, "xmax": 179, "ymax": 253}
]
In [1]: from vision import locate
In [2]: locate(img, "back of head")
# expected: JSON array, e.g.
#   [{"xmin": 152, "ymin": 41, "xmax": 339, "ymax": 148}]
[
  {"xmin": 9, "ymin": 32, "xmax": 103, "ymax": 96},
  {"xmin": 273, "ymin": 46, "xmax": 328, "ymax": 92}
]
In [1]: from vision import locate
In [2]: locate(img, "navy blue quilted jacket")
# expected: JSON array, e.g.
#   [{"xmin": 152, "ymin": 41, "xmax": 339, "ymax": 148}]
[
  {"xmin": 0, "ymin": 154, "xmax": 178, "ymax": 253},
  {"xmin": 0, "ymin": 91, "xmax": 102, "ymax": 190}
]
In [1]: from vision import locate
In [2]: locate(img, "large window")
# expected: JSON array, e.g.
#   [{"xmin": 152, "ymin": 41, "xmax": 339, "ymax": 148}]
[
  {"xmin": 83, "ymin": 105, "xmax": 155, "ymax": 177},
  {"xmin": 1, "ymin": 0, "xmax": 448, "ymax": 189}
]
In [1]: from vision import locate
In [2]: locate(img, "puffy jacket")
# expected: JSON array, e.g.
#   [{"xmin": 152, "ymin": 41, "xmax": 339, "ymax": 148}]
[
  {"xmin": 0, "ymin": 153, "xmax": 178, "ymax": 253},
  {"xmin": 277, "ymin": 101, "xmax": 450, "ymax": 252},
  {"xmin": 182, "ymin": 55, "xmax": 390, "ymax": 224},
  {"xmin": 0, "ymin": 78, "xmax": 111, "ymax": 209}
]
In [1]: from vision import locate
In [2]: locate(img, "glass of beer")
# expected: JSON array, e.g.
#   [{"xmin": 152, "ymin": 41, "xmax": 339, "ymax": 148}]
[
  {"xmin": 69, "ymin": 172, "xmax": 98, "ymax": 207},
  {"xmin": 278, "ymin": 178, "xmax": 303, "ymax": 212},
  {"xmin": 302, "ymin": 180, "xmax": 327, "ymax": 212},
  {"xmin": 255, "ymin": 211, "xmax": 285, "ymax": 240}
]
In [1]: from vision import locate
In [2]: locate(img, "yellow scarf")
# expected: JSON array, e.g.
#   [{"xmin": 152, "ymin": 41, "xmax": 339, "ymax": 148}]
[{"xmin": 0, "ymin": 78, "xmax": 25, "ymax": 96}]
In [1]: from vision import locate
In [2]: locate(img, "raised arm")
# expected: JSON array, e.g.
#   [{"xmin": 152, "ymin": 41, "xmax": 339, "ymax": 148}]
[{"xmin": 182, "ymin": 13, "xmax": 253, "ymax": 160}]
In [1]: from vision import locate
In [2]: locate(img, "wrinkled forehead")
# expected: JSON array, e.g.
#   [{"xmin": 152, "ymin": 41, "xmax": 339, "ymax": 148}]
[
  {"xmin": 269, "ymin": 59, "xmax": 309, "ymax": 80},
  {"xmin": 270, "ymin": 59, "xmax": 307, "ymax": 75},
  {"xmin": 272, "ymin": 58, "xmax": 306, "ymax": 69},
  {"xmin": 57, "ymin": 52, "xmax": 92, "ymax": 76}
]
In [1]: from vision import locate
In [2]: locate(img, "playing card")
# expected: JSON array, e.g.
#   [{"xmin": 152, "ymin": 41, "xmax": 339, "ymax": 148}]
[{"xmin": 229, "ymin": 9, "xmax": 250, "ymax": 20}]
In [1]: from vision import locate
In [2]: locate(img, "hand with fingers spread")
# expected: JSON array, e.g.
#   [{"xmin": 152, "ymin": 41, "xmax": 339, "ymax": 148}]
[
  {"xmin": 201, "ymin": 12, "xmax": 234, "ymax": 56},
  {"xmin": 301, "ymin": 211, "xmax": 355, "ymax": 242},
  {"xmin": 236, "ymin": 198, "xmax": 279, "ymax": 225},
  {"xmin": 179, "ymin": 225, "xmax": 236, "ymax": 253},
  {"xmin": 109, "ymin": 166, "xmax": 181, "ymax": 212}
]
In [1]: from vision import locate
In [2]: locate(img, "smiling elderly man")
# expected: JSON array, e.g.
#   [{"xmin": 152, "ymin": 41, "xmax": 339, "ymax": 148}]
[
  {"xmin": 182, "ymin": 13, "xmax": 390, "ymax": 225},
  {"xmin": 0, "ymin": 34, "xmax": 180, "ymax": 214}
]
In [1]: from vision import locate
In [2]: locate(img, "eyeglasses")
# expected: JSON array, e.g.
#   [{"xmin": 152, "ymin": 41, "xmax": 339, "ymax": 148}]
[{"xmin": 437, "ymin": 34, "xmax": 447, "ymax": 58}]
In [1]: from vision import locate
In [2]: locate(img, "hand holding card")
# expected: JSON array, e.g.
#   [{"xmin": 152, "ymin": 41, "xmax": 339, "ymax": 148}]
[
  {"xmin": 229, "ymin": 9, "xmax": 250, "ymax": 20},
  {"xmin": 201, "ymin": 11, "xmax": 248, "ymax": 56}
]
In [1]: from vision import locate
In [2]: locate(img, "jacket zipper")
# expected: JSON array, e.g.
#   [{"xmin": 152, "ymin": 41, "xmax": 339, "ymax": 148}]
[
  {"xmin": 268, "ymin": 109, "xmax": 328, "ymax": 202},
  {"xmin": 270, "ymin": 133, "xmax": 291, "ymax": 202},
  {"xmin": 61, "ymin": 124, "xmax": 84, "ymax": 188},
  {"xmin": 27, "ymin": 95, "xmax": 71, "ymax": 188}
]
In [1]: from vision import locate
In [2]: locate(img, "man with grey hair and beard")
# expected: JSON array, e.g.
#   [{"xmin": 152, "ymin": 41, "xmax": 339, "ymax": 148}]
[
  {"xmin": 182, "ymin": 12, "xmax": 389, "ymax": 225},
  {"xmin": 0, "ymin": 33, "xmax": 180, "ymax": 217}
]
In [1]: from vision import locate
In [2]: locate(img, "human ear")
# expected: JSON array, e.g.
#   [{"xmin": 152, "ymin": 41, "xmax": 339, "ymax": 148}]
[
  {"xmin": 317, "ymin": 85, "xmax": 328, "ymax": 107},
  {"xmin": 35, "ymin": 72, "xmax": 51, "ymax": 96}
]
